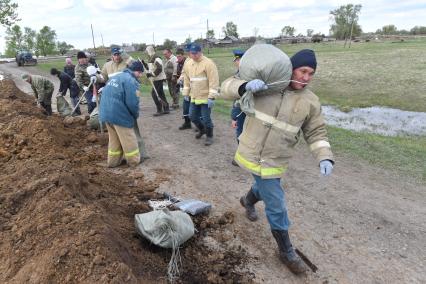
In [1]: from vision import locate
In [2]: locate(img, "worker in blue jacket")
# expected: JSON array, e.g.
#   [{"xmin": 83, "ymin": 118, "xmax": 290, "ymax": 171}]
[{"xmin": 99, "ymin": 61, "xmax": 144, "ymax": 167}]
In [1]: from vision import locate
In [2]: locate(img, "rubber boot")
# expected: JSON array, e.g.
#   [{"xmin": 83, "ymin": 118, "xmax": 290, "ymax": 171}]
[
  {"xmin": 205, "ymin": 127, "xmax": 213, "ymax": 146},
  {"xmin": 153, "ymin": 105, "xmax": 163, "ymax": 116},
  {"xmin": 162, "ymin": 105, "xmax": 170, "ymax": 114},
  {"xmin": 195, "ymin": 124, "xmax": 205, "ymax": 139},
  {"xmin": 239, "ymin": 188, "xmax": 259, "ymax": 221},
  {"xmin": 179, "ymin": 117, "xmax": 192, "ymax": 130},
  {"xmin": 271, "ymin": 230, "xmax": 308, "ymax": 274}
]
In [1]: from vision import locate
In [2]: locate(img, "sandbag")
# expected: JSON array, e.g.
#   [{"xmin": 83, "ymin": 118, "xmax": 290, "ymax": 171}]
[
  {"xmin": 56, "ymin": 95, "xmax": 72, "ymax": 117},
  {"xmin": 135, "ymin": 209, "xmax": 194, "ymax": 249},
  {"xmin": 238, "ymin": 44, "xmax": 292, "ymax": 114},
  {"xmin": 87, "ymin": 107, "xmax": 106, "ymax": 130}
]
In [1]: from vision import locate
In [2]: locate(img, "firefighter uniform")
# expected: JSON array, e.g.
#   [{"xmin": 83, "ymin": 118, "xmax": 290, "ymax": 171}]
[{"xmin": 182, "ymin": 52, "xmax": 219, "ymax": 144}]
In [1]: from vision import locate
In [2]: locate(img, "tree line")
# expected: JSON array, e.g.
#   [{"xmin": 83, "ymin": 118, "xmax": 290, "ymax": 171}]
[{"xmin": 4, "ymin": 24, "xmax": 74, "ymax": 57}]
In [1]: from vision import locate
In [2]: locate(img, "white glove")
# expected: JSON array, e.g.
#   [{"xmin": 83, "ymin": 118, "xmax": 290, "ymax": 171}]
[
  {"xmin": 83, "ymin": 86, "xmax": 89, "ymax": 92},
  {"xmin": 86, "ymin": 65, "xmax": 98, "ymax": 76},
  {"xmin": 90, "ymin": 75, "xmax": 97, "ymax": 84}
]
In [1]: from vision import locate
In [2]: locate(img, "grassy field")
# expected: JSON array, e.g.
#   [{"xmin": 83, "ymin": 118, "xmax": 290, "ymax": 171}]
[{"xmin": 36, "ymin": 40, "xmax": 426, "ymax": 182}]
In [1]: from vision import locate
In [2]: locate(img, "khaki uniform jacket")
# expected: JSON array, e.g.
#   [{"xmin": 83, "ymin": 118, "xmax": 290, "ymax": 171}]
[
  {"xmin": 101, "ymin": 58, "xmax": 131, "ymax": 82},
  {"xmin": 182, "ymin": 55, "xmax": 219, "ymax": 104},
  {"xmin": 30, "ymin": 75, "xmax": 54, "ymax": 105},
  {"xmin": 220, "ymin": 77, "xmax": 334, "ymax": 179}
]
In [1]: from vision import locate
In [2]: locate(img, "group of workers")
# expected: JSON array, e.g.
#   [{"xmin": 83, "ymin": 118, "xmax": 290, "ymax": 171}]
[{"xmin": 20, "ymin": 42, "xmax": 335, "ymax": 275}]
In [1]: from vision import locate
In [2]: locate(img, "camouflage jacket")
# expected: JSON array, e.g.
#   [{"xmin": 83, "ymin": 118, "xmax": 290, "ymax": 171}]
[{"xmin": 30, "ymin": 75, "xmax": 54, "ymax": 104}]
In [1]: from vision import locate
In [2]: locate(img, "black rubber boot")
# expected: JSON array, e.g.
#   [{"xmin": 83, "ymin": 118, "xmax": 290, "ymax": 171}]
[
  {"xmin": 195, "ymin": 124, "xmax": 205, "ymax": 139},
  {"xmin": 179, "ymin": 117, "xmax": 192, "ymax": 130},
  {"xmin": 205, "ymin": 127, "xmax": 213, "ymax": 146},
  {"xmin": 239, "ymin": 188, "xmax": 259, "ymax": 221},
  {"xmin": 271, "ymin": 230, "xmax": 308, "ymax": 275}
]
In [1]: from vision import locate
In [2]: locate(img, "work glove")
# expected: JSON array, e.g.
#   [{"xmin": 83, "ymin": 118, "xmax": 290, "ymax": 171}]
[
  {"xmin": 183, "ymin": 95, "xmax": 190, "ymax": 102},
  {"xmin": 319, "ymin": 160, "xmax": 334, "ymax": 176},
  {"xmin": 146, "ymin": 72, "xmax": 154, "ymax": 78},
  {"xmin": 208, "ymin": 98, "xmax": 215, "ymax": 108},
  {"xmin": 245, "ymin": 79, "xmax": 268, "ymax": 93},
  {"xmin": 90, "ymin": 75, "xmax": 97, "ymax": 84},
  {"xmin": 83, "ymin": 86, "xmax": 89, "ymax": 92},
  {"xmin": 86, "ymin": 65, "xmax": 98, "ymax": 76}
]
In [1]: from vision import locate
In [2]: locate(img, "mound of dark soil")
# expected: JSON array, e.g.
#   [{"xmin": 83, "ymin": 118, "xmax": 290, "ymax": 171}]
[{"xmin": 0, "ymin": 79, "xmax": 253, "ymax": 283}]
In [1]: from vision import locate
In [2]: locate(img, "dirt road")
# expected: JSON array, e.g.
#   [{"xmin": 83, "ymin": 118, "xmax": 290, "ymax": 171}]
[{"xmin": 1, "ymin": 62, "xmax": 425, "ymax": 283}]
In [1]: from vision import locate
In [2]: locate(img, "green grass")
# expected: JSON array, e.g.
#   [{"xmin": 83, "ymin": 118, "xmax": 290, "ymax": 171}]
[{"xmin": 327, "ymin": 126, "xmax": 426, "ymax": 182}]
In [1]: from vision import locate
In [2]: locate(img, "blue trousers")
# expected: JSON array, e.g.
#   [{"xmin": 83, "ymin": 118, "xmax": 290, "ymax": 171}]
[
  {"xmin": 190, "ymin": 103, "xmax": 213, "ymax": 128},
  {"xmin": 251, "ymin": 174, "xmax": 290, "ymax": 230},
  {"xmin": 235, "ymin": 112, "xmax": 246, "ymax": 140},
  {"xmin": 182, "ymin": 98, "xmax": 191, "ymax": 118},
  {"xmin": 84, "ymin": 90, "xmax": 96, "ymax": 114}
]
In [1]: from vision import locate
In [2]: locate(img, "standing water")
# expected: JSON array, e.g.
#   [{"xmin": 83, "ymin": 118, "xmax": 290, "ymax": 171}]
[{"xmin": 322, "ymin": 106, "xmax": 426, "ymax": 136}]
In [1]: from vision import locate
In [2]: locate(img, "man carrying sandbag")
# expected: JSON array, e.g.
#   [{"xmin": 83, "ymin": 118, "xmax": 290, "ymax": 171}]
[{"xmin": 220, "ymin": 46, "xmax": 335, "ymax": 274}]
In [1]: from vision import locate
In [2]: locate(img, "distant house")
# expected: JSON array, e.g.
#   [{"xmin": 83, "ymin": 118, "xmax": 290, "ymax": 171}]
[
  {"xmin": 123, "ymin": 46, "xmax": 136, "ymax": 53},
  {"xmin": 218, "ymin": 35, "xmax": 240, "ymax": 45}
]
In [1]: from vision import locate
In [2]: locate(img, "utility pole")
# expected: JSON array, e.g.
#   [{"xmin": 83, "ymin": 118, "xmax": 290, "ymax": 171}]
[
  {"xmin": 101, "ymin": 33, "xmax": 104, "ymax": 47},
  {"xmin": 207, "ymin": 19, "xmax": 210, "ymax": 54},
  {"xmin": 152, "ymin": 32, "xmax": 155, "ymax": 46},
  {"xmin": 91, "ymin": 24, "xmax": 96, "ymax": 51}
]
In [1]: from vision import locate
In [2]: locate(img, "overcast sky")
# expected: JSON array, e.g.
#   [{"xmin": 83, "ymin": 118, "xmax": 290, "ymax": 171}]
[{"xmin": 1, "ymin": 0, "xmax": 425, "ymax": 52}]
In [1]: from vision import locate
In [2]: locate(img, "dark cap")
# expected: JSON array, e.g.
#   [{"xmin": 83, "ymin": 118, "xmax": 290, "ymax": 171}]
[
  {"xmin": 233, "ymin": 49, "xmax": 245, "ymax": 61},
  {"xmin": 77, "ymin": 51, "xmax": 87, "ymax": 59},
  {"xmin": 184, "ymin": 43, "xmax": 192, "ymax": 52},
  {"xmin": 290, "ymin": 49, "xmax": 317, "ymax": 70},
  {"xmin": 189, "ymin": 43, "xmax": 201, "ymax": 54},
  {"xmin": 111, "ymin": 47, "xmax": 122, "ymax": 55},
  {"xmin": 128, "ymin": 61, "xmax": 144, "ymax": 72}
]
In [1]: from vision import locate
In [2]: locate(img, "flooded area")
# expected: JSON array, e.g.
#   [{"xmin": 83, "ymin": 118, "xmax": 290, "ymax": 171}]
[{"xmin": 323, "ymin": 105, "xmax": 426, "ymax": 136}]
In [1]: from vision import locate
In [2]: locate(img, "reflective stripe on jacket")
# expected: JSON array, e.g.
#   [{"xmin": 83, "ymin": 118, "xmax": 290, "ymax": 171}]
[
  {"xmin": 220, "ymin": 76, "xmax": 334, "ymax": 179},
  {"xmin": 182, "ymin": 55, "xmax": 219, "ymax": 104}
]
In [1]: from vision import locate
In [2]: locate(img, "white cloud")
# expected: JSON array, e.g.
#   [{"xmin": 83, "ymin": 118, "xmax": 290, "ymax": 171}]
[{"xmin": 209, "ymin": 0, "xmax": 235, "ymax": 13}]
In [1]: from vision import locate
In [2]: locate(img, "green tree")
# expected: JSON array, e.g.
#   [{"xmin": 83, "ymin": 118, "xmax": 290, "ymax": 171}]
[
  {"xmin": 0, "ymin": 0, "xmax": 19, "ymax": 27},
  {"xmin": 306, "ymin": 29, "xmax": 314, "ymax": 37},
  {"xmin": 410, "ymin": 26, "xmax": 426, "ymax": 35},
  {"xmin": 222, "ymin": 21, "xmax": 239, "ymax": 38},
  {"xmin": 206, "ymin": 29, "xmax": 215, "ymax": 39},
  {"xmin": 330, "ymin": 4, "xmax": 362, "ymax": 42},
  {"xmin": 57, "ymin": 41, "xmax": 74, "ymax": 55},
  {"xmin": 36, "ymin": 26, "xmax": 56, "ymax": 56},
  {"xmin": 281, "ymin": 26, "xmax": 295, "ymax": 36},
  {"xmin": 4, "ymin": 24, "xmax": 23, "ymax": 56},
  {"xmin": 23, "ymin": 27, "xmax": 36, "ymax": 51},
  {"xmin": 163, "ymin": 38, "xmax": 177, "ymax": 50},
  {"xmin": 382, "ymin": 25, "xmax": 398, "ymax": 35}
]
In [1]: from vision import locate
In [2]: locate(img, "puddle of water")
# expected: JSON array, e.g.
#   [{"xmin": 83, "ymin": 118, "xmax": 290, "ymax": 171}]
[{"xmin": 322, "ymin": 106, "xmax": 426, "ymax": 136}]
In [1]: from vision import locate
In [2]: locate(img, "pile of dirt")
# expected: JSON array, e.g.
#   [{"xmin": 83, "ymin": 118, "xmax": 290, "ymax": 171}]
[{"xmin": 0, "ymin": 79, "xmax": 253, "ymax": 283}]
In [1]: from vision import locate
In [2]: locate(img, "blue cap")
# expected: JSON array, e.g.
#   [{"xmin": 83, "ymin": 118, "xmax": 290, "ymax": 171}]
[
  {"xmin": 184, "ymin": 43, "xmax": 192, "ymax": 52},
  {"xmin": 128, "ymin": 61, "xmax": 144, "ymax": 72},
  {"xmin": 233, "ymin": 49, "xmax": 245, "ymax": 61},
  {"xmin": 189, "ymin": 43, "xmax": 202, "ymax": 54},
  {"xmin": 111, "ymin": 47, "xmax": 122, "ymax": 55}
]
